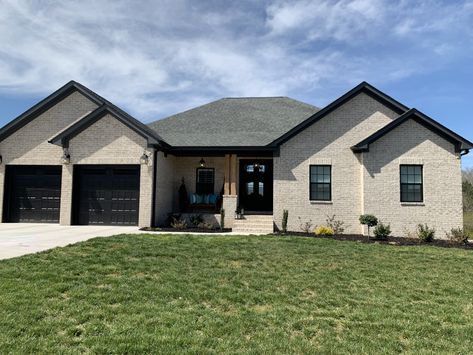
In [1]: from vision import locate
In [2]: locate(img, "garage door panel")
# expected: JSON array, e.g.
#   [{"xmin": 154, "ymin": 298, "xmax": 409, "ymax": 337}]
[
  {"xmin": 74, "ymin": 165, "xmax": 140, "ymax": 226},
  {"xmin": 4, "ymin": 166, "xmax": 62, "ymax": 223}
]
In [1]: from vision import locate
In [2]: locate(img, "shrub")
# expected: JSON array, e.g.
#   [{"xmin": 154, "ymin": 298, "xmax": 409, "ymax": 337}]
[
  {"xmin": 298, "ymin": 217, "xmax": 313, "ymax": 234},
  {"xmin": 326, "ymin": 214, "xmax": 345, "ymax": 234},
  {"xmin": 282, "ymin": 210, "xmax": 289, "ymax": 234},
  {"xmin": 220, "ymin": 208, "xmax": 225, "ymax": 230},
  {"xmin": 446, "ymin": 227, "xmax": 469, "ymax": 244},
  {"xmin": 373, "ymin": 222, "xmax": 391, "ymax": 240},
  {"xmin": 198, "ymin": 222, "xmax": 216, "ymax": 230},
  {"xmin": 417, "ymin": 224, "xmax": 435, "ymax": 242},
  {"xmin": 171, "ymin": 217, "xmax": 187, "ymax": 230},
  {"xmin": 314, "ymin": 225, "xmax": 334, "ymax": 236},
  {"xmin": 359, "ymin": 214, "xmax": 378, "ymax": 236},
  {"xmin": 190, "ymin": 214, "xmax": 203, "ymax": 227}
]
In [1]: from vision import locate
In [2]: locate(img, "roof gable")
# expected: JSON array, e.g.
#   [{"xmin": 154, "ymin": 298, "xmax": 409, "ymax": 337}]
[
  {"xmin": 268, "ymin": 81, "xmax": 409, "ymax": 147},
  {"xmin": 49, "ymin": 104, "xmax": 166, "ymax": 148},
  {"xmin": 352, "ymin": 108, "xmax": 473, "ymax": 153},
  {"xmin": 0, "ymin": 81, "xmax": 104, "ymax": 142}
]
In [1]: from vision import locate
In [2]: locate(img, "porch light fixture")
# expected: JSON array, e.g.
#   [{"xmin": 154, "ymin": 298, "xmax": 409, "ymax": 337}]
[
  {"xmin": 61, "ymin": 148, "xmax": 70, "ymax": 165},
  {"xmin": 199, "ymin": 158, "xmax": 206, "ymax": 167},
  {"xmin": 140, "ymin": 152, "xmax": 149, "ymax": 165}
]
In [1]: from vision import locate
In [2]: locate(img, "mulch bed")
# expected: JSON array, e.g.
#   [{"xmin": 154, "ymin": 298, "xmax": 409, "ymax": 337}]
[
  {"xmin": 274, "ymin": 232, "xmax": 473, "ymax": 250},
  {"xmin": 140, "ymin": 227, "xmax": 232, "ymax": 233}
]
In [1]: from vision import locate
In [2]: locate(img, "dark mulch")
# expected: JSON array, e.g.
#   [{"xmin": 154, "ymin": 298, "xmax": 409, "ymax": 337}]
[
  {"xmin": 274, "ymin": 232, "xmax": 473, "ymax": 249},
  {"xmin": 140, "ymin": 227, "xmax": 232, "ymax": 233}
]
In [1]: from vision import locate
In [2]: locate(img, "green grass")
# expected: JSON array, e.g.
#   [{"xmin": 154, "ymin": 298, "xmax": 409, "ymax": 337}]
[
  {"xmin": 465, "ymin": 211, "xmax": 473, "ymax": 236},
  {"xmin": 2, "ymin": 235, "xmax": 473, "ymax": 354}
]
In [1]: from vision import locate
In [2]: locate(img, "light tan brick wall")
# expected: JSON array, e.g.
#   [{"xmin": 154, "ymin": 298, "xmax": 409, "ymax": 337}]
[
  {"xmin": 274, "ymin": 93, "xmax": 399, "ymax": 234},
  {"xmin": 69, "ymin": 113, "xmax": 153, "ymax": 227},
  {"xmin": 154, "ymin": 151, "xmax": 175, "ymax": 225},
  {"xmin": 362, "ymin": 119, "xmax": 462, "ymax": 238},
  {"xmin": 0, "ymin": 91, "xmax": 98, "ymax": 223},
  {"xmin": 59, "ymin": 164, "xmax": 73, "ymax": 225}
]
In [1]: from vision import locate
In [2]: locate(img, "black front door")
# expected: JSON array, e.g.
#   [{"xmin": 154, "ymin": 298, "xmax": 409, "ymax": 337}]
[
  {"xmin": 73, "ymin": 165, "xmax": 140, "ymax": 225},
  {"xmin": 3, "ymin": 165, "xmax": 62, "ymax": 223},
  {"xmin": 239, "ymin": 160, "xmax": 273, "ymax": 212}
]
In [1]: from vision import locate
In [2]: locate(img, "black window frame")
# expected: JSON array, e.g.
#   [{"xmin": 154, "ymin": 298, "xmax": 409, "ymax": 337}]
[
  {"xmin": 196, "ymin": 168, "xmax": 215, "ymax": 194},
  {"xmin": 400, "ymin": 164, "xmax": 423, "ymax": 203},
  {"xmin": 309, "ymin": 165, "xmax": 332, "ymax": 201}
]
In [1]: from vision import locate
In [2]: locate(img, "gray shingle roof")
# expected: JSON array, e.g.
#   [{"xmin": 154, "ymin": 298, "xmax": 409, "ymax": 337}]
[{"xmin": 147, "ymin": 97, "xmax": 319, "ymax": 147}]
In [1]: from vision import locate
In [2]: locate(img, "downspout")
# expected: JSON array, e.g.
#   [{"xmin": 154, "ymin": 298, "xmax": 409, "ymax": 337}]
[
  {"xmin": 151, "ymin": 148, "xmax": 158, "ymax": 227},
  {"xmin": 461, "ymin": 149, "xmax": 470, "ymax": 156}
]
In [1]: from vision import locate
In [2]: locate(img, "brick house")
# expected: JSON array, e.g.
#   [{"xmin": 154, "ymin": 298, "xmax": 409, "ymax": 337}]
[{"xmin": 0, "ymin": 81, "xmax": 470, "ymax": 237}]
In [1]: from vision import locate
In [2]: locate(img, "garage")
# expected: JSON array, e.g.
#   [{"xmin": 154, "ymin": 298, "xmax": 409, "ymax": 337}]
[
  {"xmin": 73, "ymin": 165, "xmax": 140, "ymax": 225},
  {"xmin": 3, "ymin": 165, "xmax": 62, "ymax": 223}
]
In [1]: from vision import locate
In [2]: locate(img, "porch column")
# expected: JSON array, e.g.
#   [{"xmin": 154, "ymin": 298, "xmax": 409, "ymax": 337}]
[{"xmin": 222, "ymin": 153, "xmax": 237, "ymax": 228}]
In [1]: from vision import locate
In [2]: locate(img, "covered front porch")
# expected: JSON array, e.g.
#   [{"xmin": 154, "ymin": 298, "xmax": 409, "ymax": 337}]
[{"xmin": 154, "ymin": 151, "xmax": 274, "ymax": 229}]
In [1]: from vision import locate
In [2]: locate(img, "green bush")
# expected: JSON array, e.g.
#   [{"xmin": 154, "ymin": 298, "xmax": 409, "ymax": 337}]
[
  {"xmin": 417, "ymin": 224, "xmax": 435, "ymax": 242},
  {"xmin": 373, "ymin": 222, "xmax": 391, "ymax": 240},
  {"xmin": 314, "ymin": 225, "xmax": 334, "ymax": 236},
  {"xmin": 446, "ymin": 227, "xmax": 469, "ymax": 244},
  {"xmin": 190, "ymin": 214, "xmax": 203, "ymax": 227},
  {"xmin": 282, "ymin": 210, "xmax": 289, "ymax": 234},
  {"xmin": 359, "ymin": 214, "xmax": 378, "ymax": 236},
  {"xmin": 171, "ymin": 217, "xmax": 187, "ymax": 230}
]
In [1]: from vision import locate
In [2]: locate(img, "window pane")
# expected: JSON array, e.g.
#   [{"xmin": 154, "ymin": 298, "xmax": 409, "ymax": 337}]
[{"xmin": 246, "ymin": 182, "xmax": 254, "ymax": 194}]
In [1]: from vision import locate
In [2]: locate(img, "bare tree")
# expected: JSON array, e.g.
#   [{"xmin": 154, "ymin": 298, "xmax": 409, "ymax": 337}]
[{"xmin": 463, "ymin": 168, "xmax": 473, "ymax": 184}]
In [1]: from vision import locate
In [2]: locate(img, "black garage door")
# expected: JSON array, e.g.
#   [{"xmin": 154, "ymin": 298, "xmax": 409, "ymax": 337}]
[
  {"xmin": 73, "ymin": 165, "xmax": 140, "ymax": 225},
  {"xmin": 3, "ymin": 165, "xmax": 62, "ymax": 223}
]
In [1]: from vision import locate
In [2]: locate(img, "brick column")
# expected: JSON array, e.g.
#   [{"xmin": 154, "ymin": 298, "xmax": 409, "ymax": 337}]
[
  {"xmin": 138, "ymin": 150, "xmax": 154, "ymax": 228},
  {"xmin": 60, "ymin": 164, "xmax": 73, "ymax": 225}
]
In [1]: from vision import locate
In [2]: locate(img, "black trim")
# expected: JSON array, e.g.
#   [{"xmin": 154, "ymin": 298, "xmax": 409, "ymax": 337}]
[
  {"xmin": 352, "ymin": 108, "xmax": 473, "ymax": 153},
  {"xmin": 309, "ymin": 165, "xmax": 332, "ymax": 201},
  {"xmin": 151, "ymin": 150, "xmax": 157, "ymax": 227},
  {"xmin": 168, "ymin": 146, "xmax": 276, "ymax": 157},
  {"xmin": 49, "ymin": 104, "xmax": 167, "ymax": 148},
  {"xmin": 269, "ymin": 82, "xmax": 409, "ymax": 147}
]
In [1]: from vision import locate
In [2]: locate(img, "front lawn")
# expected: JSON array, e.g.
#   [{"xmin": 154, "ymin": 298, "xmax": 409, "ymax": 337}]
[{"xmin": 1, "ymin": 234, "xmax": 473, "ymax": 353}]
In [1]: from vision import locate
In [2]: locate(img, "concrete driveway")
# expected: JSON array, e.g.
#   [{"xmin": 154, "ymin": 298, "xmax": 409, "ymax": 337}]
[{"xmin": 0, "ymin": 223, "xmax": 144, "ymax": 260}]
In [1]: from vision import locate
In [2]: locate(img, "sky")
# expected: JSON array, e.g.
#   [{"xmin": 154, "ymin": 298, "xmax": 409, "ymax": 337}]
[{"xmin": 0, "ymin": 0, "xmax": 472, "ymax": 167}]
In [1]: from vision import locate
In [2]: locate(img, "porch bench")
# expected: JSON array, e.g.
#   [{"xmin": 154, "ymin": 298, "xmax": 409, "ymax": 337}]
[{"xmin": 188, "ymin": 193, "xmax": 220, "ymax": 212}]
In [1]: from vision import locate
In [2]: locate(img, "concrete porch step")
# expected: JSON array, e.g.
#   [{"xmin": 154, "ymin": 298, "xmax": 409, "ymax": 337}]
[{"xmin": 232, "ymin": 215, "xmax": 274, "ymax": 234}]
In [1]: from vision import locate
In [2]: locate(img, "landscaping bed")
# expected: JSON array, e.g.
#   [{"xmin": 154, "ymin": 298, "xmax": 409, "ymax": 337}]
[
  {"xmin": 140, "ymin": 226, "xmax": 232, "ymax": 233},
  {"xmin": 275, "ymin": 232, "xmax": 473, "ymax": 249}
]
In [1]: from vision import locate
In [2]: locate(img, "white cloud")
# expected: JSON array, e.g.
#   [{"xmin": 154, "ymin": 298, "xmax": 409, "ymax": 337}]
[{"xmin": 0, "ymin": 0, "xmax": 472, "ymax": 121}]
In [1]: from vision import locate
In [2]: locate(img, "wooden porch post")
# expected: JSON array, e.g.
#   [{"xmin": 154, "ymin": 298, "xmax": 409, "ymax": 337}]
[
  {"xmin": 230, "ymin": 154, "xmax": 237, "ymax": 195},
  {"xmin": 224, "ymin": 154, "xmax": 230, "ymax": 195}
]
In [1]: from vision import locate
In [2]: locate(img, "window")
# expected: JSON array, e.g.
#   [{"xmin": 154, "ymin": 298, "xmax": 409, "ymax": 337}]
[
  {"xmin": 310, "ymin": 165, "xmax": 331, "ymax": 201},
  {"xmin": 400, "ymin": 165, "xmax": 423, "ymax": 202},
  {"xmin": 196, "ymin": 168, "xmax": 214, "ymax": 194}
]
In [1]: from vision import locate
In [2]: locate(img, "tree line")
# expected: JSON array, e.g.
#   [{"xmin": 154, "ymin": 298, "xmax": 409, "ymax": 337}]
[{"xmin": 463, "ymin": 168, "xmax": 473, "ymax": 211}]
